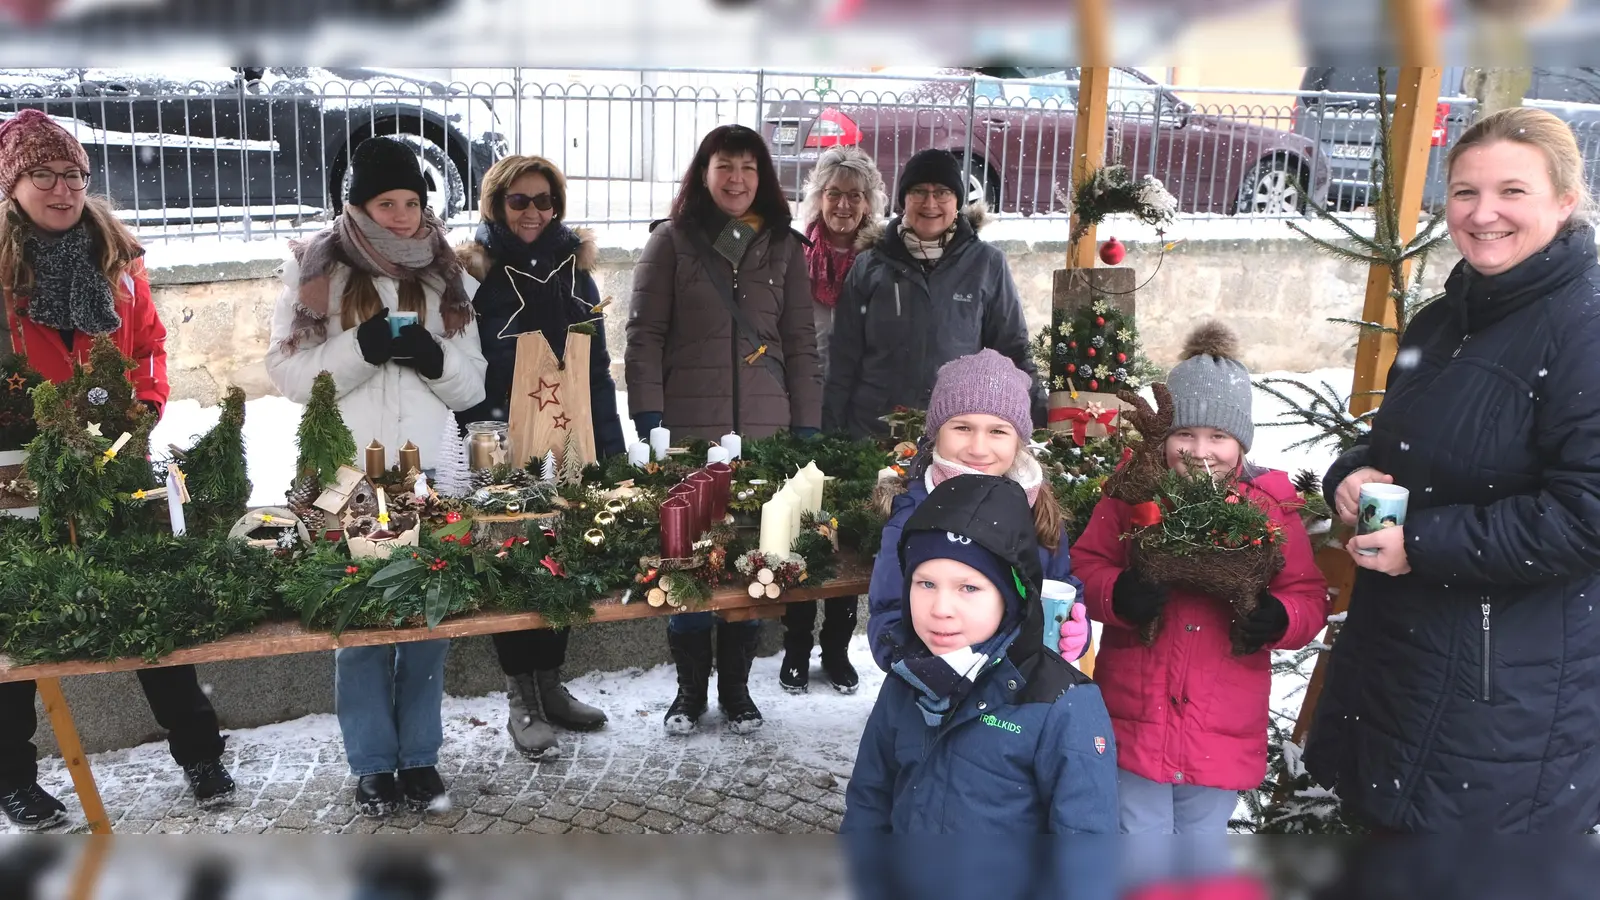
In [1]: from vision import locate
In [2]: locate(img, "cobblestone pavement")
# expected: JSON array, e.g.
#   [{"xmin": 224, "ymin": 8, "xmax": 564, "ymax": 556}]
[{"xmin": 10, "ymin": 638, "xmax": 881, "ymax": 834}]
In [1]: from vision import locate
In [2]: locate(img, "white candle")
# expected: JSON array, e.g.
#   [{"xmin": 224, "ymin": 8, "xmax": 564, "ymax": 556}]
[
  {"xmin": 759, "ymin": 489, "xmax": 796, "ymax": 555},
  {"xmin": 707, "ymin": 446, "xmax": 730, "ymax": 465},
  {"xmin": 800, "ymin": 461, "xmax": 825, "ymax": 512},
  {"xmin": 720, "ymin": 433, "xmax": 742, "ymax": 460},
  {"xmin": 628, "ymin": 441, "xmax": 651, "ymax": 467},
  {"xmin": 781, "ymin": 482, "xmax": 803, "ymax": 537},
  {"xmin": 166, "ymin": 467, "xmax": 187, "ymax": 536},
  {"xmin": 650, "ymin": 426, "xmax": 671, "ymax": 461}
]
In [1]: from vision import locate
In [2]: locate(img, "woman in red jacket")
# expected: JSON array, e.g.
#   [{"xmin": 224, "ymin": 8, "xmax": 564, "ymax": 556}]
[
  {"xmin": 0, "ymin": 109, "xmax": 230, "ymax": 829},
  {"xmin": 1072, "ymin": 322, "xmax": 1328, "ymax": 835}
]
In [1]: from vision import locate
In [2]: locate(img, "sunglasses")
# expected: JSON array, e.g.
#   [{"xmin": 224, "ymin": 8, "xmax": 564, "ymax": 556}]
[{"xmin": 505, "ymin": 192, "xmax": 554, "ymax": 212}]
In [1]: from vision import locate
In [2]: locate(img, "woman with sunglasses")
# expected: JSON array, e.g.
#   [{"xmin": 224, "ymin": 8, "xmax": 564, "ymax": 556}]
[
  {"xmin": 0, "ymin": 109, "xmax": 236, "ymax": 828},
  {"xmin": 455, "ymin": 155, "xmax": 620, "ymax": 760}
]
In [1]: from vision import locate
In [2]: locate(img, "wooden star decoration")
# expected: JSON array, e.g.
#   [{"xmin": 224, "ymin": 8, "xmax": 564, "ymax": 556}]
[
  {"xmin": 489, "ymin": 447, "xmax": 508, "ymax": 466},
  {"xmin": 5, "ymin": 373, "xmax": 25, "ymax": 391},
  {"xmin": 85, "ymin": 422, "xmax": 103, "ymax": 437},
  {"xmin": 530, "ymin": 378, "xmax": 562, "ymax": 411},
  {"xmin": 553, "ymin": 412, "xmax": 572, "ymax": 430}
]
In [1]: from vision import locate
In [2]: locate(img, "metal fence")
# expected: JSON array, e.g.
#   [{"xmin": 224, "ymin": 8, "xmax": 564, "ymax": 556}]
[{"xmin": 6, "ymin": 66, "xmax": 1599, "ymax": 244}]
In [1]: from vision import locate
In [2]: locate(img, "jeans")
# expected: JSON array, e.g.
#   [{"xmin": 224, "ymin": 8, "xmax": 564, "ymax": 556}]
[
  {"xmin": 1116, "ymin": 768, "xmax": 1238, "ymax": 835},
  {"xmin": 490, "ymin": 627, "xmax": 568, "ymax": 676},
  {"xmin": 335, "ymin": 640, "xmax": 449, "ymax": 777},
  {"xmin": 667, "ymin": 612, "xmax": 760, "ymax": 634},
  {"xmin": 0, "ymin": 666, "xmax": 223, "ymax": 788}
]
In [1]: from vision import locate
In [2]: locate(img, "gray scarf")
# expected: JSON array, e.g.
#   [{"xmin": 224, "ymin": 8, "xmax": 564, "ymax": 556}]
[{"xmin": 22, "ymin": 224, "xmax": 121, "ymax": 334}]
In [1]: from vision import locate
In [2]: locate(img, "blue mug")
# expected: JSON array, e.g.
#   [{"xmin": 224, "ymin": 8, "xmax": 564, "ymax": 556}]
[
  {"xmin": 388, "ymin": 311, "xmax": 418, "ymax": 338},
  {"xmin": 1356, "ymin": 483, "xmax": 1409, "ymax": 556}
]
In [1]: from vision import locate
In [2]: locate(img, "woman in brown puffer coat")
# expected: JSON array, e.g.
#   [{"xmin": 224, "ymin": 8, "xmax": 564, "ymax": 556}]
[{"xmin": 625, "ymin": 124, "xmax": 821, "ymax": 737}]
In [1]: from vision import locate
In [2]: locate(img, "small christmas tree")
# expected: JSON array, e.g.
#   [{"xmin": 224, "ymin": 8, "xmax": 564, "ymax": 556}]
[
  {"xmin": 68, "ymin": 336, "xmax": 157, "ymax": 496},
  {"xmin": 558, "ymin": 430, "xmax": 585, "ymax": 486},
  {"xmin": 181, "ymin": 385, "xmax": 251, "ymax": 535},
  {"xmin": 433, "ymin": 415, "xmax": 471, "ymax": 499},
  {"xmin": 1036, "ymin": 294, "xmax": 1157, "ymax": 396},
  {"xmin": 295, "ymin": 371, "xmax": 356, "ymax": 488},
  {"xmin": 24, "ymin": 381, "xmax": 115, "ymax": 542},
  {"xmin": 540, "ymin": 450, "xmax": 557, "ymax": 484}
]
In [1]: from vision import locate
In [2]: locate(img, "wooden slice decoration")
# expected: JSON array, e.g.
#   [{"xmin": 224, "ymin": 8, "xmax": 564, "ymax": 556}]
[
  {"xmin": 763, "ymin": 582, "xmax": 782, "ymax": 599},
  {"xmin": 666, "ymin": 593, "xmax": 683, "ymax": 609},
  {"xmin": 647, "ymin": 588, "xmax": 668, "ymax": 607},
  {"xmin": 506, "ymin": 328, "xmax": 596, "ymax": 471},
  {"xmin": 756, "ymin": 567, "xmax": 775, "ymax": 585},
  {"xmin": 747, "ymin": 582, "xmax": 765, "ymax": 599},
  {"xmin": 658, "ymin": 574, "xmax": 675, "ymax": 595}
]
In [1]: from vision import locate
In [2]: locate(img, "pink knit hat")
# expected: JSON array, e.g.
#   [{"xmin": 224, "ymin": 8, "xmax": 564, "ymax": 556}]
[
  {"xmin": 926, "ymin": 349, "xmax": 1034, "ymax": 439},
  {"xmin": 0, "ymin": 110, "xmax": 91, "ymax": 197}
]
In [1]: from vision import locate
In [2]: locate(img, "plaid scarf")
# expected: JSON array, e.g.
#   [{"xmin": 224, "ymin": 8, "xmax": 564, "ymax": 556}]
[
  {"xmin": 803, "ymin": 220, "xmax": 858, "ymax": 308},
  {"xmin": 279, "ymin": 205, "xmax": 470, "ymax": 353}
]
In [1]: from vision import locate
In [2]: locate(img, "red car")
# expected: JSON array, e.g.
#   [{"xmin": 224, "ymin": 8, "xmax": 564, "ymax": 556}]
[{"xmin": 763, "ymin": 66, "xmax": 1331, "ymax": 216}]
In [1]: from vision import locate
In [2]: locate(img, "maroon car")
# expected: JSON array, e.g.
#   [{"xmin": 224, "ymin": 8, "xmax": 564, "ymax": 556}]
[{"xmin": 763, "ymin": 66, "xmax": 1331, "ymax": 216}]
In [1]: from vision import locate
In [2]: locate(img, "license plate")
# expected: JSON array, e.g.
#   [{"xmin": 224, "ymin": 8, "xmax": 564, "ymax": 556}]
[
  {"xmin": 1332, "ymin": 143, "xmax": 1374, "ymax": 160},
  {"xmin": 772, "ymin": 125, "xmax": 798, "ymax": 145}
]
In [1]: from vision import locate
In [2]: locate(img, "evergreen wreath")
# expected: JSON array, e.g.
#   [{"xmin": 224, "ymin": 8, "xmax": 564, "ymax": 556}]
[{"xmin": 1063, "ymin": 163, "xmax": 1178, "ymax": 248}]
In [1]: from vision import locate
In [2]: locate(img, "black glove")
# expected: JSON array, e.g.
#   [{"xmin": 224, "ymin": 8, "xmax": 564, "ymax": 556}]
[
  {"xmin": 1111, "ymin": 567, "xmax": 1170, "ymax": 627},
  {"xmin": 633, "ymin": 412, "xmax": 663, "ymax": 435},
  {"xmin": 355, "ymin": 309, "xmax": 392, "ymax": 366},
  {"xmin": 392, "ymin": 323, "xmax": 445, "ymax": 380},
  {"xmin": 1236, "ymin": 591, "xmax": 1290, "ymax": 654}
]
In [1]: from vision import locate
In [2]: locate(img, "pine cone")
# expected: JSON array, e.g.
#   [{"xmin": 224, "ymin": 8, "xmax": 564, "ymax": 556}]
[
  {"xmin": 1292, "ymin": 468, "xmax": 1322, "ymax": 496},
  {"xmin": 297, "ymin": 507, "xmax": 326, "ymax": 539},
  {"xmin": 286, "ymin": 472, "xmax": 318, "ymax": 508}
]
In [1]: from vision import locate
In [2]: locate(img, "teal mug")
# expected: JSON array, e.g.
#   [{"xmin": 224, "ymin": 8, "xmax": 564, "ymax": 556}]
[
  {"xmin": 388, "ymin": 311, "xmax": 418, "ymax": 338},
  {"xmin": 1356, "ymin": 483, "xmax": 1409, "ymax": 556}
]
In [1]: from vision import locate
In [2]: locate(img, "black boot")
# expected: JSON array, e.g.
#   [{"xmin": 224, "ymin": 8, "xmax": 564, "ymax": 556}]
[
  {"xmin": 818, "ymin": 596, "xmax": 860, "ymax": 694},
  {"xmin": 664, "ymin": 627, "xmax": 713, "ymax": 736},
  {"xmin": 779, "ymin": 600, "xmax": 818, "ymax": 694},
  {"xmin": 399, "ymin": 766, "xmax": 449, "ymax": 813},
  {"xmin": 0, "ymin": 783, "xmax": 66, "ymax": 830},
  {"xmin": 355, "ymin": 772, "xmax": 399, "ymax": 818},
  {"xmin": 181, "ymin": 758, "xmax": 236, "ymax": 805},
  {"xmin": 717, "ymin": 621, "xmax": 764, "ymax": 734}
]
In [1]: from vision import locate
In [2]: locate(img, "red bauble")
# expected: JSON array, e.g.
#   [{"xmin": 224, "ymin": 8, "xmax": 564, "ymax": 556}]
[
  {"xmin": 1117, "ymin": 352, "xmax": 1127, "ymax": 363},
  {"xmin": 1095, "ymin": 316, "xmax": 1106, "ymax": 327},
  {"xmin": 1099, "ymin": 236, "xmax": 1126, "ymax": 266},
  {"xmin": 1089, "ymin": 380, "xmax": 1100, "ymax": 390},
  {"xmin": 1087, "ymin": 347, "xmax": 1097, "ymax": 357},
  {"xmin": 1069, "ymin": 341, "xmax": 1078, "ymax": 349},
  {"xmin": 1067, "ymin": 364, "xmax": 1077, "ymax": 373}
]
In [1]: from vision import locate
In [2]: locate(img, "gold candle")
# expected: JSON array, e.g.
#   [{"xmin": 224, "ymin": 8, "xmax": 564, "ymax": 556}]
[
  {"xmin": 469, "ymin": 433, "xmax": 496, "ymax": 470},
  {"xmin": 398, "ymin": 440, "xmax": 422, "ymax": 476},
  {"xmin": 364, "ymin": 440, "xmax": 386, "ymax": 480}
]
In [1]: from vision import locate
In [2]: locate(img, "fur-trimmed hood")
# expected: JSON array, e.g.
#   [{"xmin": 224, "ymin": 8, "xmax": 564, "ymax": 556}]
[{"xmin": 455, "ymin": 223, "xmax": 597, "ymax": 281}]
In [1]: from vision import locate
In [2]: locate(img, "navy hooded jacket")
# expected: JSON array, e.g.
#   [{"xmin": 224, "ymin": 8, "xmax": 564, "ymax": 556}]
[{"xmin": 843, "ymin": 475, "xmax": 1120, "ymax": 837}]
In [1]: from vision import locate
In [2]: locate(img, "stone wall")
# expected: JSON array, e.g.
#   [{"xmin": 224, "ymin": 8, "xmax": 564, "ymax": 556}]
[{"xmin": 149, "ymin": 235, "xmax": 1461, "ymax": 406}]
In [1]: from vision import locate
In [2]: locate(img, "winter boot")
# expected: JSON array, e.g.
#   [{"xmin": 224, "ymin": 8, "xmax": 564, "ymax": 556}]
[
  {"xmin": 0, "ymin": 783, "xmax": 66, "ymax": 830},
  {"xmin": 664, "ymin": 626, "xmax": 713, "ymax": 735},
  {"xmin": 533, "ymin": 669, "xmax": 608, "ymax": 732},
  {"xmin": 398, "ymin": 766, "xmax": 449, "ymax": 813},
  {"xmin": 506, "ymin": 674, "xmax": 560, "ymax": 759},
  {"xmin": 818, "ymin": 596, "xmax": 860, "ymax": 694},
  {"xmin": 778, "ymin": 600, "xmax": 817, "ymax": 693},
  {"xmin": 355, "ymin": 772, "xmax": 399, "ymax": 818},
  {"xmin": 716, "ymin": 621, "xmax": 764, "ymax": 734},
  {"xmin": 182, "ymin": 758, "xmax": 236, "ymax": 805}
]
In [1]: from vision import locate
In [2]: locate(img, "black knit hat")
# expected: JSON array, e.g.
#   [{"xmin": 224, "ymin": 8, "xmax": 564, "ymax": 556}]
[
  {"xmin": 896, "ymin": 148, "xmax": 965, "ymax": 210},
  {"xmin": 347, "ymin": 137, "xmax": 428, "ymax": 208}
]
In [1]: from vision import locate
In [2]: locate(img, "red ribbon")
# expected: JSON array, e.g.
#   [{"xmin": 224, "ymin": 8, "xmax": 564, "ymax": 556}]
[
  {"xmin": 1130, "ymin": 501, "xmax": 1164, "ymax": 528},
  {"xmin": 1048, "ymin": 406, "xmax": 1119, "ymax": 446}
]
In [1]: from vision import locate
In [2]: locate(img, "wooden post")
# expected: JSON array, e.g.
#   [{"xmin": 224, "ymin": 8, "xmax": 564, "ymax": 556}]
[
  {"xmin": 1067, "ymin": 66, "xmax": 1111, "ymax": 270},
  {"xmin": 69, "ymin": 837, "xmax": 113, "ymax": 900},
  {"xmin": 36, "ymin": 677, "xmax": 111, "ymax": 834},
  {"xmin": 1347, "ymin": 65, "xmax": 1440, "ymax": 416}
]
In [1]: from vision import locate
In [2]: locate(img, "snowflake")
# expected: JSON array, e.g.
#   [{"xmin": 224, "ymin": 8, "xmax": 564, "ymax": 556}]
[
  {"xmin": 87, "ymin": 387, "xmax": 109, "ymax": 406},
  {"xmin": 1118, "ymin": 328, "xmax": 1133, "ymax": 343},
  {"xmin": 276, "ymin": 529, "xmax": 299, "ymax": 550},
  {"xmin": 1058, "ymin": 322, "xmax": 1073, "ymax": 338},
  {"xmin": 1092, "ymin": 299, "xmax": 1110, "ymax": 315}
]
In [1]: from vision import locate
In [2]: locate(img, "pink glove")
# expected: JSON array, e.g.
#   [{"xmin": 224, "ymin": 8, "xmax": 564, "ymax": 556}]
[{"xmin": 1058, "ymin": 602, "xmax": 1090, "ymax": 661}]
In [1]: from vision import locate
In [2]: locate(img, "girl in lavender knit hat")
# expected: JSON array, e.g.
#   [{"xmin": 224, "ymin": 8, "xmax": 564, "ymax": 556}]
[{"xmin": 866, "ymin": 348, "xmax": 1090, "ymax": 672}]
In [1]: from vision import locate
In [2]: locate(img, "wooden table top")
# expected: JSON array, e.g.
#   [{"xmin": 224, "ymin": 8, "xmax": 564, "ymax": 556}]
[{"xmin": 0, "ymin": 556, "xmax": 872, "ymax": 682}]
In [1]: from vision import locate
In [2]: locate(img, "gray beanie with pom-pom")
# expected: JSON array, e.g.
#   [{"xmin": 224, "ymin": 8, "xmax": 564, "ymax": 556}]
[{"xmin": 1165, "ymin": 321, "xmax": 1253, "ymax": 452}]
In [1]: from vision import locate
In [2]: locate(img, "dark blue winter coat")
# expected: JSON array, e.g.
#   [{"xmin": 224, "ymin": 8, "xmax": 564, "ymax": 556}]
[
  {"xmin": 868, "ymin": 472, "xmax": 1083, "ymax": 672},
  {"xmin": 1305, "ymin": 224, "xmax": 1600, "ymax": 832},
  {"xmin": 454, "ymin": 223, "xmax": 626, "ymax": 458},
  {"xmin": 844, "ymin": 475, "xmax": 1120, "ymax": 838}
]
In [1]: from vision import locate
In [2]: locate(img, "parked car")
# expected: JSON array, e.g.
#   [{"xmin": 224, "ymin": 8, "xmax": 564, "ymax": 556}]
[
  {"xmin": 0, "ymin": 67, "xmax": 507, "ymax": 221},
  {"xmin": 1294, "ymin": 66, "xmax": 1600, "ymax": 212},
  {"xmin": 762, "ymin": 66, "xmax": 1331, "ymax": 216}
]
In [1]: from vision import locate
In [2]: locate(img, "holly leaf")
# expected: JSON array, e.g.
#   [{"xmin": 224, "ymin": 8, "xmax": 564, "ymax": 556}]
[{"xmin": 424, "ymin": 578, "xmax": 448, "ymax": 629}]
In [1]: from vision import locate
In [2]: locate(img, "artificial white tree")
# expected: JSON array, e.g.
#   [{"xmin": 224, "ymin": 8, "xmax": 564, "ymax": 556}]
[
  {"xmin": 540, "ymin": 450, "xmax": 557, "ymax": 484},
  {"xmin": 433, "ymin": 414, "xmax": 472, "ymax": 499}
]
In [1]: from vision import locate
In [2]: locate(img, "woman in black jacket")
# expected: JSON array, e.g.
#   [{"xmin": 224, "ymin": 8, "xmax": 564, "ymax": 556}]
[
  {"xmin": 456, "ymin": 155, "xmax": 623, "ymax": 759},
  {"xmin": 1305, "ymin": 108, "xmax": 1600, "ymax": 832}
]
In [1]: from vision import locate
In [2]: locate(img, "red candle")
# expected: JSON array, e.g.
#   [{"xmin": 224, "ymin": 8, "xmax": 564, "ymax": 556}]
[
  {"xmin": 687, "ymin": 469, "xmax": 718, "ymax": 526},
  {"xmin": 668, "ymin": 481, "xmax": 706, "ymax": 538},
  {"xmin": 705, "ymin": 462, "xmax": 733, "ymax": 520},
  {"xmin": 659, "ymin": 496, "xmax": 693, "ymax": 559}
]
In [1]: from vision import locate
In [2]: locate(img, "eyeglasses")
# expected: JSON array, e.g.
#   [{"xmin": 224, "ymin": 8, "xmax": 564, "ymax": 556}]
[
  {"xmin": 824, "ymin": 189, "xmax": 866, "ymax": 205},
  {"xmin": 26, "ymin": 169, "xmax": 90, "ymax": 192},
  {"xmin": 505, "ymin": 192, "xmax": 554, "ymax": 212},
  {"xmin": 906, "ymin": 186, "xmax": 955, "ymax": 203}
]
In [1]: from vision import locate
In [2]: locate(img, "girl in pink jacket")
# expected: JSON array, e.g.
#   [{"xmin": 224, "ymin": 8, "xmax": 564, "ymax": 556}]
[{"xmin": 1071, "ymin": 323, "xmax": 1328, "ymax": 834}]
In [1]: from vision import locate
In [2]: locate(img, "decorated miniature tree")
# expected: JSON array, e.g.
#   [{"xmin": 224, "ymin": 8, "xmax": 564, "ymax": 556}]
[
  {"xmin": 181, "ymin": 386, "xmax": 251, "ymax": 535},
  {"xmin": 433, "ymin": 415, "xmax": 471, "ymax": 499},
  {"xmin": 24, "ymin": 381, "xmax": 116, "ymax": 542},
  {"xmin": 295, "ymin": 371, "xmax": 356, "ymax": 488},
  {"xmin": 67, "ymin": 336, "xmax": 157, "ymax": 495}
]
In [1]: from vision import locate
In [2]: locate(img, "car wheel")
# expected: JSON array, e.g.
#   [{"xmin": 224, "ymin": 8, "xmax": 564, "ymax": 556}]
[
  {"xmin": 335, "ymin": 132, "xmax": 465, "ymax": 220},
  {"xmin": 957, "ymin": 156, "xmax": 1000, "ymax": 210},
  {"xmin": 1234, "ymin": 157, "xmax": 1307, "ymax": 216}
]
